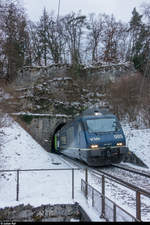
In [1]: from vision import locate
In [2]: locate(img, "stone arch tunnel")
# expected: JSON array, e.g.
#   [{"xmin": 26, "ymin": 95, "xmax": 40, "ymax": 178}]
[
  {"xmin": 51, "ymin": 122, "xmax": 66, "ymax": 153},
  {"xmin": 14, "ymin": 113, "xmax": 73, "ymax": 152}
]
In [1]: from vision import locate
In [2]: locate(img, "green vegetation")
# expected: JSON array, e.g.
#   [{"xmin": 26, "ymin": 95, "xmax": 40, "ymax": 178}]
[{"xmin": 20, "ymin": 115, "xmax": 34, "ymax": 124}]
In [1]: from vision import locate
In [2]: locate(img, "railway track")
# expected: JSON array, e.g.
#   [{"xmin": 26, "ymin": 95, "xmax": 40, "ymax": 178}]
[
  {"xmin": 57, "ymin": 153, "xmax": 150, "ymax": 191},
  {"xmin": 112, "ymin": 163, "xmax": 150, "ymax": 178},
  {"xmin": 95, "ymin": 164, "xmax": 150, "ymax": 193},
  {"xmin": 57, "ymin": 154, "xmax": 150, "ymax": 221},
  {"xmin": 58, "ymin": 154, "xmax": 150, "ymax": 193}
]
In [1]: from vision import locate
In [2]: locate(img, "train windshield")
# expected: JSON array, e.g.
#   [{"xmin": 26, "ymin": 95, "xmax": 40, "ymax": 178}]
[{"xmin": 86, "ymin": 117, "xmax": 120, "ymax": 133}]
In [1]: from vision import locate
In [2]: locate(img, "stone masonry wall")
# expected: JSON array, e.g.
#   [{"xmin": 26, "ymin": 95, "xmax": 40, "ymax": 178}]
[
  {"xmin": 15, "ymin": 62, "xmax": 135, "ymax": 88},
  {"xmin": 16, "ymin": 113, "xmax": 72, "ymax": 152},
  {"xmin": 0, "ymin": 203, "xmax": 91, "ymax": 222}
]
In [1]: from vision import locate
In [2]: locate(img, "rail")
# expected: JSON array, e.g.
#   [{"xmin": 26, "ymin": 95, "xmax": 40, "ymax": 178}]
[
  {"xmin": 112, "ymin": 164, "xmax": 150, "ymax": 178},
  {"xmin": 94, "ymin": 168, "xmax": 150, "ymax": 198}
]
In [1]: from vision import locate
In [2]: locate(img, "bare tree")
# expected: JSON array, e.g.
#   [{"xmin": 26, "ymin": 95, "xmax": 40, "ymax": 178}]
[
  {"xmin": 46, "ymin": 13, "xmax": 64, "ymax": 64},
  {"xmin": 1, "ymin": 1, "xmax": 28, "ymax": 81},
  {"xmin": 27, "ymin": 21, "xmax": 43, "ymax": 66},
  {"xmin": 36, "ymin": 10, "xmax": 65, "ymax": 65},
  {"xmin": 61, "ymin": 12, "xmax": 86, "ymax": 66},
  {"xmin": 86, "ymin": 13, "xmax": 104, "ymax": 64},
  {"xmin": 37, "ymin": 8, "xmax": 49, "ymax": 66},
  {"xmin": 102, "ymin": 14, "xmax": 119, "ymax": 64}
]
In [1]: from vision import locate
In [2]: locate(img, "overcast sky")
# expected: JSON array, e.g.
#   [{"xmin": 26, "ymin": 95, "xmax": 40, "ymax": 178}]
[{"xmin": 22, "ymin": 0, "xmax": 149, "ymax": 23}]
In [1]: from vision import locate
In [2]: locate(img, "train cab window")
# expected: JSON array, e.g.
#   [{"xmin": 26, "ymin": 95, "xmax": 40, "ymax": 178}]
[{"xmin": 86, "ymin": 117, "xmax": 118, "ymax": 133}]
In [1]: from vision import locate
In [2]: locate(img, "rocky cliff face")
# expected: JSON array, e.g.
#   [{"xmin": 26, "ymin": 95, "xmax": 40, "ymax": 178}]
[
  {"xmin": 15, "ymin": 62, "xmax": 135, "ymax": 88},
  {"xmin": 12, "ymin": 75, "xmax": 107, "ymax": 115},
  {"xmin": 4, "ymin": 63, "xmax": 136, "ymax": 115}
]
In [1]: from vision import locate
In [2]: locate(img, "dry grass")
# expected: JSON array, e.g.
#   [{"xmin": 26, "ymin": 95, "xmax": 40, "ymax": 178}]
[
  {"xmin": 0, "ymin": 79, "xmax": 20, "ymax": 114},
  {"xmin": 105, "ymin": 72, "xmax": 150, "ymax": 127}
]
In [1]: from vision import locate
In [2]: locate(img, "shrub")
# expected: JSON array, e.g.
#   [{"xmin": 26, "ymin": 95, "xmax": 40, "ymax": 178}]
[{"xmin": 106, "ymin": 72, "xmax": 150, "ymax": 127}]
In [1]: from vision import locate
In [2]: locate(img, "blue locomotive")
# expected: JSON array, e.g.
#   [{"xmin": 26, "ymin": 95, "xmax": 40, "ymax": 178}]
[{"xmin": 53, "ymin": 107, "xmax": 129, "ymax": 166}]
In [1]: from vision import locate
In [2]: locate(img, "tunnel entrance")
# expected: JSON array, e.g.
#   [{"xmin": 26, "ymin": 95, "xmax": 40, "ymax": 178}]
[{"xmin": 51, "ymin": 123, "xmax": 66, "ymax": 153}]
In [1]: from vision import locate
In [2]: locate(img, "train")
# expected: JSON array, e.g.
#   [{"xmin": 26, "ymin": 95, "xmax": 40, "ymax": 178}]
[{"xmin": 53, "ymin": 107, "xmax": 129, "ymax": 166}]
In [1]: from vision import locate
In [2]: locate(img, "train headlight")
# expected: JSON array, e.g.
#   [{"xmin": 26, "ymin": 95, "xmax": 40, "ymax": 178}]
[
  {"xmin": 116, "ymin": 142, "xmax": 123, "ymax": 146},
  {"xmin": 90, "ymin": 144, "xmax": 99, "ymax": 149}
]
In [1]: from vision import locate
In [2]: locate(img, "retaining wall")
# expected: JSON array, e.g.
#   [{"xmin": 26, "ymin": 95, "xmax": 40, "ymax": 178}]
[{"xmin": 0, "ymin": 203, "xmax": 91, "ymax": 222}]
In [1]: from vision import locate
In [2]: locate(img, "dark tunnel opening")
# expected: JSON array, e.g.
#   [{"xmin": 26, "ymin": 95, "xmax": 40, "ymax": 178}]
[{"xmin": 51, "ymin": 123, "xmax": 66, "ymax": 153}]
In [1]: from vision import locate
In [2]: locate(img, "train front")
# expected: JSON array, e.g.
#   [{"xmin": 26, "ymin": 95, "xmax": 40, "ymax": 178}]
[{"xmin": 81, "ymin": 113, "xmax": 129, "ymax": 166}]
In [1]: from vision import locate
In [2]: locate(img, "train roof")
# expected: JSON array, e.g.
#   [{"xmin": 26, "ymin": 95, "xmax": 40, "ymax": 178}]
[
  {"xmin": 80, "ymin": 106, "xmax": 114, "ymax": 117},
  {"xmin": 59, "ymin": 107, "xmax": 116, "ymax": 130}
]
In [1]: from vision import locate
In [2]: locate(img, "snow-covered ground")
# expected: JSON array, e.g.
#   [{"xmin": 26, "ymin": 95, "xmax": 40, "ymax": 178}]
[
  {"xmin": 123, "ymin": 125, "xmax": 150, "ymax": 170},
  {"xmin": 0, "ymin": 114, "xmax": 150, "ymax": 221}
]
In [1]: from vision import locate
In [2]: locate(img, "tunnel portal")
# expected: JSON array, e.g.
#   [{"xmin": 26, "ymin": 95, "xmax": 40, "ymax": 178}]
[
  {"xmin": 51, "ymin": 122, "xmax": 66, "ymax": 153},
  {"xmin": 17, "ymin": 113, "xmax": 72, "ymax": 152}
]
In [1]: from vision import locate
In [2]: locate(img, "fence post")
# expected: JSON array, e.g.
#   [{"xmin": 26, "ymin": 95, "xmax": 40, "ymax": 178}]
[
  {"xmin": 16, "ymin": 170, "xmax": 20, "ymax": 201},
  {"xmin": 136, "ymin": 191, "xmax": 141, "ymax": 221},
  {"xmin": 100, "ymin": 175, "xmax": 105, "ymax": 218},
  {"xmin": 113, "ymin": 203, "xmax": 116, "ymax": 222},
  {"xmin": 85, "ymin": 168, "xmax": 88, "ymax": 198},
  {"xmin": 72, "ymin": 169, "xmax": 74, "ymax": 199},
  {"xmin": 92, "ymin": 188, "xmax": 94, "ymax": 207}
]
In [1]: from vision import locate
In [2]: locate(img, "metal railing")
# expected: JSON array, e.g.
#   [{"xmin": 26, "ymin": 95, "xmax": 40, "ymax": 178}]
[
  {"xmin": 91, "ymin": 169, "xmax": 150, "ymax": 221},
  {"xmin": 0, "ymin": 167, "xmax": 148, "ymax": 222},
  {"xmin": 81, "ymin": 178, "xmax": 140, "ymax": 222},
  {"xmin": 0, "ymin": 168, "xmax": 81, "ymax": 201}
]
